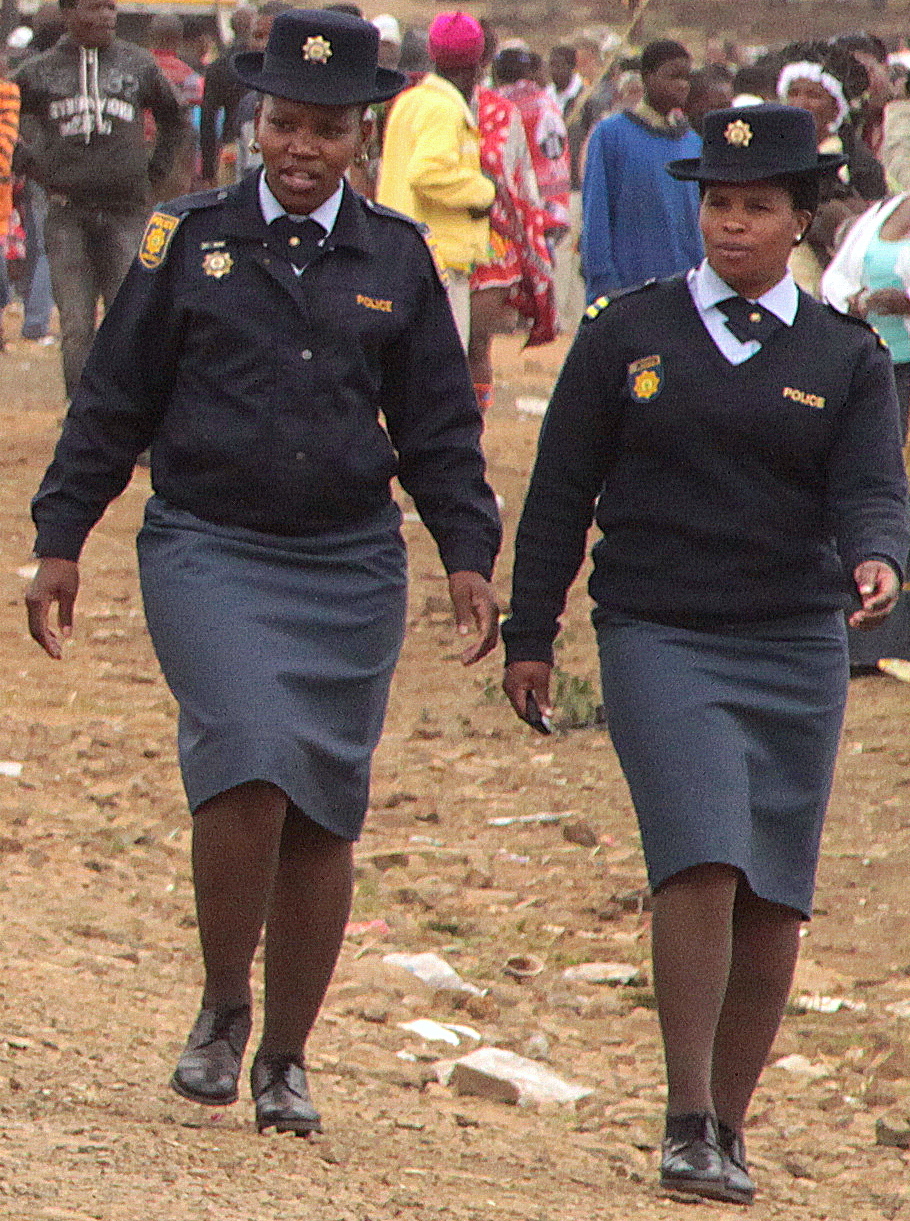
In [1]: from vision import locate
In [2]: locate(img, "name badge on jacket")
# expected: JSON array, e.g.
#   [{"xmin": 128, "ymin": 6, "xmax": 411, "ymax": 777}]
[{"xmin": 627, "ymin": 354, "xmax": 663, "ymax": 402}]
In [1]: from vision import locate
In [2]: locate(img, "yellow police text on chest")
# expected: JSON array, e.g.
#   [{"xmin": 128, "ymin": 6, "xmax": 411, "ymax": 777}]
[{"xmin": 783, "ymin": 386, "xmax": 826, "ymax": 410}]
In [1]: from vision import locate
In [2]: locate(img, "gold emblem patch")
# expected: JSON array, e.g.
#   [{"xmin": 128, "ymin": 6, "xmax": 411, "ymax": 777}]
[
  {"xmin": 139, "ymin": 211, "xmax": 180, "ymax": 269},
  {"xmin": 302, "ymin": 35, "xmax": 332, "ymax": 63},
  {"xmin": 633, "ymin": 370, "xmax": 660, "ymax": 399},
  {"xmin": 203, "ymin": 250, "xmax": 233, "ymax": 279},
  {"xmin": 627, "ymin": 354, "xmax": 664, "ymax": 402},
  {"xmin": 724, "ymin": 119, "xmax": 753, "ymax": 147}
]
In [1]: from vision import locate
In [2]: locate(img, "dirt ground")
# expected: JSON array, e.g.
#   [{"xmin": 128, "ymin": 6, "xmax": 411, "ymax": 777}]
[{"xmin": 4, "ymin": 314, "xmax": 910, "ymax": 1221}]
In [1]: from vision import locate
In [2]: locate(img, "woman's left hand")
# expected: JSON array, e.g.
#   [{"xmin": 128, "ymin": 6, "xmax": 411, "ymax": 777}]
[
  {"xmin": 448, "ymin": 571, "xmax": 499, "ymax": 664},
  {"xmin": 849, "ymin": 559, "xmax": 901, "ymax": 629}
]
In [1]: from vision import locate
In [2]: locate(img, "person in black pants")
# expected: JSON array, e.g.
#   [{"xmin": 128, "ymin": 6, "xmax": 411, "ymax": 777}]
[
  {"xmin": 26, "ymin": 10, "xmax": 500, "ymax": 1137},
  {"xmin": 503, "ymin": 104, "xmax": 908, "ymax": 1205}
]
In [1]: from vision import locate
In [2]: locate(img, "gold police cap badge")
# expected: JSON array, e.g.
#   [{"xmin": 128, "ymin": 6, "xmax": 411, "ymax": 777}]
[
  {"xmin": 203, "ymin": 250, "xmax": 233, "ymax": 279},
  {"xmin": 139, "ymin": 211, "xmax": 180, "ymax": 270},
  {"xmin": 303, "ymin": 35, "xmax": 332, "ymax": 63},
  {"xmin": 724, "ymin": 119, "xmax": 753, "ymax": 148}
]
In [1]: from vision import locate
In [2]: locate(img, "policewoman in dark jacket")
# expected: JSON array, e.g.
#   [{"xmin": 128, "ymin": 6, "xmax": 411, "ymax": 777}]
[
  {"xmin": 26, "ymin": 10, "xmax": 501, "ymax": 1137},
  {"xmin": 502, "ymin": 106, "xmax": 908, "ymax": 1204}
]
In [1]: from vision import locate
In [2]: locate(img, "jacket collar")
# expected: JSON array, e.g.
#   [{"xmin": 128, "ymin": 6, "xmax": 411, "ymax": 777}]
[{"xmin": 218, "ymin": 172, "xmax": 372, "ymax": 256}]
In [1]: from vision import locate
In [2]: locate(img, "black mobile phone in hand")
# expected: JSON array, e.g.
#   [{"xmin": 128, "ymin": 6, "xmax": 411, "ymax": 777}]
[{"xmin": 525, "ymin": 692, "xmax": 552, "ymax": 735}]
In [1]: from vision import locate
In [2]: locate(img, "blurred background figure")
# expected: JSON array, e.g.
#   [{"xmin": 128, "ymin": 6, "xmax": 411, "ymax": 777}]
[
  {"xmin": 348, "ymin": 13, "xmax": 402, "ymax": 197},
  {"xmin": 0, "ymin": 51, "xmax": 19, "ymax": 350},
  {"xmin": 198, "ymin": 3, "xmax": 254, "ymax": 188},
  {"xmin": 372, "ymin": 13, "xmax": 401, "ymax": 70},
  {"xmin": 469, "ymin": 24, "xmax": 556, "ymax": 411},
  {"xmin": 685, "ymin": 65, "xmax": 734, "ymax": 135},
  {"xmin": 731, "ymin": 61, "xmax": 777, "ymax": 106},
  {"xmin": 232, "ymin": 0, "xmax": 291, "ymax": 182},
  {"xmin": 147, "ymin": 14, "xmax": 203, "ymax": 200},
  {"xmin": 581, "ymin": 39, "xmax": 702, "ymax": 302},
  {"xmin": 777, "ymin": 41, "xmax": 884, "ymax": 295},
  {"xmin": 492, "ymin": 47, "xmax": 570, "ymax": 241},
  {"xmin": 883, "ymin": 72, "xmax": 910, "ymax": 193},
  {"xmin": 398, "ymin": 26, "xmax": 432, "ymax": 84},
  {"xmin": 378, "ymin": 10, "xmax": 494, "ymax": 353},
  {"xmin": 14, "ymin": 0, "xmax": 182, "ymax": 399},
  {"xmin": 547, "ymin": 44, "xmax": 585, "ymax": 124},
  {"xmin": 547, "ymin": 41, "xmax": 590, "ymax": 331},
  {"xmin": 833, "ymin": 33, "xmax": 894, "ymax": 161}
]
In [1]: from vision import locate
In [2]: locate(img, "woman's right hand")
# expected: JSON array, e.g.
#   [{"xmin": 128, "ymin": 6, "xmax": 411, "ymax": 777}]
[
  {"xmin": 25, "ymin": 558, "xmax": 79, "ymax": 659},
  {"xmin": 503, "ymin": 660, "xmax": 553, "ymax": 725},
  {"xmin": 863, "ymin": 287, "xmax": 910, "ymax": 317}
]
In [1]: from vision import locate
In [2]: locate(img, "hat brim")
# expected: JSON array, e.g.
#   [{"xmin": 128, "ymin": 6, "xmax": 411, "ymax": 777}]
[
  {"xmin": 666, "ymin": 151, "xmax": 846, "ymax": 181},
  {"xmin": 233, "ymin": 51, "xmax": 407, "ymax": 105}
]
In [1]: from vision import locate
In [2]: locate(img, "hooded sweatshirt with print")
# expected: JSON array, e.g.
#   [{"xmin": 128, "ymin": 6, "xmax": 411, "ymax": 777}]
[{"xmin": 15, "ymin": 35, "xmax": 182, "ymax": 208}]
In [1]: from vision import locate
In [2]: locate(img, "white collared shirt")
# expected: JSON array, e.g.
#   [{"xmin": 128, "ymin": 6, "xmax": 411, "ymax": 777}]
[
  {"xmin": 687, "ymin": 259, "xmax": 799, "ymax": 365},
  {"xmin": 258, "ymin": 171, "xmax": 344, "ymax": 274}
]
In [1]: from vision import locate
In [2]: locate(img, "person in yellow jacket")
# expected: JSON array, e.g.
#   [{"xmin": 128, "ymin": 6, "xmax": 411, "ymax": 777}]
[{"xmin": 377, "ymin": 11, "xmax": 494, "ymax": 350}]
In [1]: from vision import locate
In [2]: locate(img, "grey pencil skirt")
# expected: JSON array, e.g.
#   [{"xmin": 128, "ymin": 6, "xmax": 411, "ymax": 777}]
[
  {"xmin": 137, "ymin": 495, "xmax": 408, "ymax": 840},
  {"xmin": 596, "ymin": 610, "xmax": 849, "ymax": 917}
]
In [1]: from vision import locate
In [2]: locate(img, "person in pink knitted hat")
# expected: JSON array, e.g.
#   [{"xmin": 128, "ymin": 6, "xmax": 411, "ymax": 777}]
[
  {"xmin": 427, "ymin": 10, "xmax": 484, "ymax": 67},
  {"xmin": 377, "ymin": 11, "xmax": 495, "ymax": 351}
]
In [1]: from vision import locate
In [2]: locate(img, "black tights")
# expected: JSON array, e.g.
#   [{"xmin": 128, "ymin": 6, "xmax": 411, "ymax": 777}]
[
  {"xmin": 192, "ymin": 781, "xmax": 353, "ymax": 1058},
  {"xmin": 651, "ymin": 862, "xmax": 802, "ymax": 1132}
]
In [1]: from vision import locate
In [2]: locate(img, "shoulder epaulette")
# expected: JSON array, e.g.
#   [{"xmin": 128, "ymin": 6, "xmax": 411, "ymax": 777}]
[
  {"xmin": 138, "ymin": 188, "xmax": 227, "ymax": 271},
  {"xmin": 364, "ymin": 198, "xmax": 428, "ymax": 234},
  {"xmin": 365, "ymin": 198, "xmax": 447, "ymax": 283},
  {"xmin": 583, "ymin": 278, "xmax": 660, "ymax": 322},
  {"xmin": 823, "ymin": 303, "xmax": 889, "ymax": 351}
]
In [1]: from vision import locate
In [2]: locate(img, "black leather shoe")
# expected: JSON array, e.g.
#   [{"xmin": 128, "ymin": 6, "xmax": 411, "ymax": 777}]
[
  {"xmin": 170, "ymin": 1003, "xmax": 252, "ymax": 1105},
  {"xmin": 660, "ymin": 1112, "xmax": 729, "ymax": 1201},
  {"xmin": 251, "ymin": 1052, "xmax": 322, "ymax": 1136},
  {"xmin": 718, "ymin": 1121, "xmax": 757, "ymax": 1205}
]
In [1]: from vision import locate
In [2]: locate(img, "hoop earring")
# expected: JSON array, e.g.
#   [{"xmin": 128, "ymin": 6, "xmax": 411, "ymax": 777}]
[{"xmin": 249, "ymin": 138, "xmax": 260, "ymax": 154}]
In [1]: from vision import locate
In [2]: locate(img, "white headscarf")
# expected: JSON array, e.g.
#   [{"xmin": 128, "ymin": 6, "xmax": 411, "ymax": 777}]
[{"xmin": 777, "ymin": 60, "xmax": 850, "ymax": 132}]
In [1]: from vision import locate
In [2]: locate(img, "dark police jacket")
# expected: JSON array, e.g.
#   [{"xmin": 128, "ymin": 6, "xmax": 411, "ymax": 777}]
[
  {"xmin": 503, "ymin": 276, "xmax": 910, "ymax": 664},
  {"xmin": 32, "ymin": 174, "xmax": 502, "ymax": 580}
]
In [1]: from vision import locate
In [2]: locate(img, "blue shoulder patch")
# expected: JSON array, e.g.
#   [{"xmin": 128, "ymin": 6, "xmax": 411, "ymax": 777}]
[{"xmin": 138, "ymin": 188, "xmax": 227, "ymax": 270}]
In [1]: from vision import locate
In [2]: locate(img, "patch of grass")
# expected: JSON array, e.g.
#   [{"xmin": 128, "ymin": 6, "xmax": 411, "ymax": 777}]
[{"xmin": 552, "ymin": 667, "xmax": 600, "ymax": 729}]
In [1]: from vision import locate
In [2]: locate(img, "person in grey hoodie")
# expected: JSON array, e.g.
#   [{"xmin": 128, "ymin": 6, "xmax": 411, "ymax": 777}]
[{"xmin": 15, "ymin": 0, "xmax": 182, "ymax": 397}]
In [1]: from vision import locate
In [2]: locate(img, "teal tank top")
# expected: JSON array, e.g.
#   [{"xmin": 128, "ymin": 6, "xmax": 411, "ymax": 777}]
[{"xmin": 863, "ymin": 231, "xmax": 910, "ymax": 364}]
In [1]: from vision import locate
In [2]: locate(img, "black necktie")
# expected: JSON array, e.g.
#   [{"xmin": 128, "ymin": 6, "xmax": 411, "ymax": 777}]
[
  {"xmin": 718, "ymin": 296, "xmax": 782, "ymax": 346},
  {"xmin": 268, "ymin": 215, "xmax": 325, "ymax": 270}
]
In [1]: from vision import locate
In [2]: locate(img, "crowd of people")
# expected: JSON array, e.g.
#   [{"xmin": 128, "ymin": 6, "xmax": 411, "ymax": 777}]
[
  {"xmin": 7, "ymin": 7, "xmax": 910, "ymax": 403},
  {"xmin": 13, "ymin": 0, "xmax": 910, "ymax": 1210}
]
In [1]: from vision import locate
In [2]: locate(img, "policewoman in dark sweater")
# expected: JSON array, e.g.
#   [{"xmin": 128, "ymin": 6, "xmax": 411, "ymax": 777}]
[
  {"xmin": 26, "ymin": 11, "xmax": 500, "ymax": 1138},
  {"xmin": 503, "ymin": 106, "xmax": 908, "ymax": 1205}
]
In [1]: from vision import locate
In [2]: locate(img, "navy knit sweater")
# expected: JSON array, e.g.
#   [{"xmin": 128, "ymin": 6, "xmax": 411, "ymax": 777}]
[{"xmin": 503, "ymin": 276, "xmax": 910, "ymax": 664}]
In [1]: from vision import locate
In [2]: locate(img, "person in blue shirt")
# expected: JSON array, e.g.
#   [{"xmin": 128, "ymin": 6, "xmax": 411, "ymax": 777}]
[{"xmin": 581, "ymin": 39, "xmax": 703, "ymax": 302}]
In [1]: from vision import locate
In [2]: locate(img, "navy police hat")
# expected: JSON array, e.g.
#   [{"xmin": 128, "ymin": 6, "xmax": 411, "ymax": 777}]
[
  {"xmin": 666, "ymin": 103, "xmax": 846, "ymax": 182},
  {"xmin": 233, "ymin": 9, "xmax": 408, "ymax": 106}
]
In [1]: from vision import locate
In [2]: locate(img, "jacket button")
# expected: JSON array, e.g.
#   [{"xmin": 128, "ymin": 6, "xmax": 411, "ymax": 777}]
[
  {"xmin": 295, "ymin": 451, "xmax": 304, "ymax": 460},
  {"xmin": 301, "ymin": 349, "xmax": 312, "ymax": 360}
]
